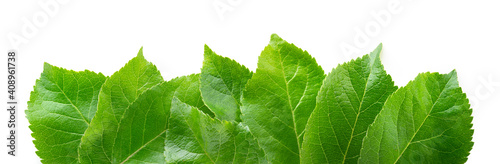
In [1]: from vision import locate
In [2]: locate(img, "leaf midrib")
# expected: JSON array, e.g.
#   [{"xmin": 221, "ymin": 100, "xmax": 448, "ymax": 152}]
[
  {"xmin": 278, "ymin": 48, "xmax": 302, "ymax": 158},
  {"xmin": 181, "ymin": 106, "xmax": 216, "ymax": 163},
  {"xmin": 53, "ymin": 75, "xmax": 90, "ymax": 125},
  {"xmin": 111, "ymin": 69, "xmax": 163, "ymax": 163},
  {"xmin": 342, "ymin": 60, "xmax": 376, "ymax": 163},
  {"xmin": 393, "ymin": 77, "xmax": 451, "ymax": 164},
  {"xmin": 209, "ymin": 59, "xmax": 240, "ymax": 119},
  {"xmin": 120, "ymin": 130, "xmax": 166, "ymax": 164},
  {"xmin": 118, "ymin": 87, "xmax": 166, "ymax": 164}
]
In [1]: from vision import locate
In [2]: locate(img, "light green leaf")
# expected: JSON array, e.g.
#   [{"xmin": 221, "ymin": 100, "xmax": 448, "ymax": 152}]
[
  {"xmin": 27, "ymin": 36, "xmax": 476, "ymax": 164},
  {"xmin": 358, "ymin": 71, "xmax": 474, "ymax": 164},
  {"xmin": 241, "ymin": 34, "xmax": 325, "ymax": 163},
  {"xmin": 104, "ymin": 81, "xmax": 169, "ymax": 164},
  {"xmin": 101, "ymin": 74, "xmax": 210, "ymax": 164},
  {"xmin": 173, "ymin": 73, "xmax": 215, "ymax": 117},
  {"xmin": 26, "ymin": 63, "xmax": 106, "ymax": 164},
  {"xmin": 78, "ymin": 48, "xmax": 164, "ymax": 163},
  {"xmin": 200, "ymin": 45, "xmax": 253, "ymax": 122},
  {"xmin": 165, "ymin": 97, "xmax": 266, "ymax": 163},
  {"xmin": 301, "ymin": 44, "xmax": 397, "ymax": 163}
]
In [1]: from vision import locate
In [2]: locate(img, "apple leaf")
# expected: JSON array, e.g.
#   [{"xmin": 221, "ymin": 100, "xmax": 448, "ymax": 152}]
[
  {"xmin": 241, "ymin": 34, "xmax": 325, "ymax": 163},
  {"xmin": 301, "ymin": 44, "xmax": 397, "ymax": 163},
  {"xmin": 78, "ymin": 48, "xmax": 164, "ymax": 163},
  {"xmin": 26, "ymin": 34, "xmax": 474, "ymax": 164},
  {"xmin": 358, "ymin": 71, "xmax": 473, "ymax": 164},
  {"xmin": 200, "ymin": 45, "xmax": 252, "ymax": 122},
  {"xmin": 26, "ymin": 63, "xmax": 106, "ymax": 164},
  {"xmin": 164, "ymin": 97, "xmax": 266, "ymax": 163}
]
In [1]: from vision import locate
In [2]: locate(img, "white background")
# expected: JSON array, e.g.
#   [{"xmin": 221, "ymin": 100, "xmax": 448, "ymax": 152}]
[{"xmin": 1, "ymin": 0, "xmax": 499, "ymax": 163}]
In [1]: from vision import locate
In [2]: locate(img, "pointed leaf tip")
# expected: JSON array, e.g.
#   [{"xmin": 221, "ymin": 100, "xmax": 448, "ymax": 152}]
[
  {"xmin": 203, "ymin": 44, "xmax": 215, "ymax": 58},
  {"xmin": 448, "ymin": 69, "xmax": 458, "ymax": 78},
  {"xmin": 204, "ymin": 44, "xmax": 212, "ymax": 53},
  {"xmin": 137, "ymin": 47, "xmax": 144, "ymax": 58},
  {"xmin": 270, "ymin": 33, "xmax": 280, "ymax": 39},
  {"xmin": 270, "ymin": 34, "xmax": 285, "ymax": 46},
  {"xmin": 371, "ymin": 43, "xmax": 383, "ymax": 56},
  {"xmin": 43, "ymin": 62, "xmax": 52, "ymax": 69},
  {"xmin": 368, "ymin": 43, "xmax": 383, "ymax": 66}
]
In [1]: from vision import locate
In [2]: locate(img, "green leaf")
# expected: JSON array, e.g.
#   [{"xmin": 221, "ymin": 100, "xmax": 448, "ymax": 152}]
[
  {"xmin": 200, "ymin": 45, "xmax": 253, "ymax": 122},
  {"xmin": 96, "ymin": 73, "xmax": 210, "ymax": 164},
  {"xmin": 78, "ymin": 48, "xmax": 164, "ymax": 163},
  {"xmin": 174, "ymin": 73, "xmax": 215, "ymax": 117},
  {"xmin": 102, "ymin": 81, "xmax": 169, "ymax": 163},
  {"xmin": 358, "ymin": 71, "xmax": 474, "ymax": 164},
  {"xmin": 27, "ymin": 35, "xmax": 475, "ymax": 164},
  {"xmin": 113, "ymin": 73, "xmax": 214, "ymax": 163},
  {"xmin": 301, "ymin": 44, "xmax": 397, "ymax": 163},
  {"xmin": 241, "ymin": 34, "xmax": 325, "ymax": 163},
  {"xmin": 165, "ymin": 97, "xmax": 266, "ymax": 163},
  {"xmin": 79, "ymin": 71, "xmax": 211, "ymax": 163},
  {"xmin": 26, "ymin": 63, "xmax": 106, "ymax": 164}
]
